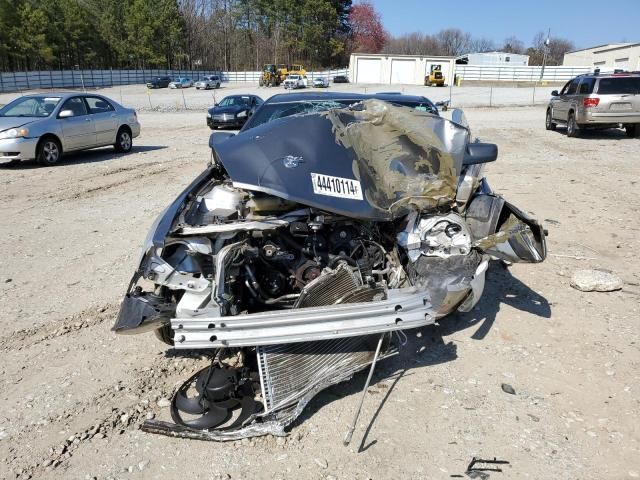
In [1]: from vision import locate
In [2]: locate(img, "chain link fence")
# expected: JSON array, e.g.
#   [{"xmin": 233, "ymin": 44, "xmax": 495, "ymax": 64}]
[{"xmin": 0, "ymin": 68, "xmax": 349, "ymax": 93}]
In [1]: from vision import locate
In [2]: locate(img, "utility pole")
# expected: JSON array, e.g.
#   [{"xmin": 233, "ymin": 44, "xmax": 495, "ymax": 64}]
[{"xmin": 540, "ymin": 28, "xmax": 551, "ymax": 81}]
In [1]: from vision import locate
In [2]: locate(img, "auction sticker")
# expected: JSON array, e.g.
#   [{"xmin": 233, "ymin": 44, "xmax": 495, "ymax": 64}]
[{"xmin": 311, "ymin": 173, "xmax": 363, "ymax": 200}]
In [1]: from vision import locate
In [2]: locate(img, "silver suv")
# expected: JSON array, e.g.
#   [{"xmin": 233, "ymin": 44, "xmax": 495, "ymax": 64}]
[{"xmin": 546, "ymin": 72, "xmax": 640, "ymax": 137}]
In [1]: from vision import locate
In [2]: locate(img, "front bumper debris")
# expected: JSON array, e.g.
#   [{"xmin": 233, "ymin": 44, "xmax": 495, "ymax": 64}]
[{"xmin": 172, "ymin": 287, "xmax": 435, "ymax": 348}]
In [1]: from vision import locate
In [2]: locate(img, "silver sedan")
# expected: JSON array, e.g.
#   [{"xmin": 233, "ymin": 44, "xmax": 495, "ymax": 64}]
[{"xmin": 0, "ymin": 92, "xmax": 141, "ymax": 165}]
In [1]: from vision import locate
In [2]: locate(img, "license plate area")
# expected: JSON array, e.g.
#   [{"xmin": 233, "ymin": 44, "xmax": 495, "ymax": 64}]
[{"xmin": 609, "ymin": 102, "xmax": 632, "ymax": 111}]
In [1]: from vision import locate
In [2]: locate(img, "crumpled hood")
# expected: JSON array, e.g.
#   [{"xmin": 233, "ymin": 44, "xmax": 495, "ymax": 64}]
[
  {"xmin": 213, "ymin": 99, "xmax": 469, "ymax": 221},
  {"xmin": 0, "ymin": 117, "xmax": 40, "ymax": 132}
]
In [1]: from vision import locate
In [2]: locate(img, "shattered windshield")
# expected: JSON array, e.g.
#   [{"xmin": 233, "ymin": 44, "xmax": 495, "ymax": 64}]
[
  {"xmin": 244, "ymin": 98, "xmax": 438, "ymax": 131},
  {"xmin": 243, "ymin": 100, "xmax": 361, "ymax": 130}
]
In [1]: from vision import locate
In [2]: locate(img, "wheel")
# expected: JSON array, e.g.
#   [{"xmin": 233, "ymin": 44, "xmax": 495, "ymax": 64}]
[
  {"xmin": 154, "ymin": 325, "xmax": 174, "ymax": 346},
  {"xmin": 36, "ymin": 136, "xmax": 62, "ymax": 166},
  {"xmin": 625, "ymin": 125, "xmax": 638, "ymax": 138},
  {"xmin": 545, "ymin": 109, "xmax": 556, "ymax": 131},
  {"xmin": 114, "ymin": 127, "xmax": 132, "ymax": 152},
  {"xmin": 566, "ymin": 112, "xmax": 580, "ymax": 137},
  {"xmin": 259, "ymin": 78, "xmax": 264, "ymax": 87}
]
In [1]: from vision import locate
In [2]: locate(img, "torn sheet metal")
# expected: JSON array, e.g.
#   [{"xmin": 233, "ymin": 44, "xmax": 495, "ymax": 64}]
[{"xmin": 468, "ymin": 195, "xmax": 547, "ymax": 263}]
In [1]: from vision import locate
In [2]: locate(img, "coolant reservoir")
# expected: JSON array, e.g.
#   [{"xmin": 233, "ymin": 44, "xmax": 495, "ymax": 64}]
[{"xmin": 201, "ymin": 184, "xmax": 246, "ymax": 217}]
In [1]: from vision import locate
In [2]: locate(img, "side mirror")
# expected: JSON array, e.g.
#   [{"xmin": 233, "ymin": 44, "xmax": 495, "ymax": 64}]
[
  {"xmin": 463, "ymin": 142, "xmax": 498, "ymax": 166},
  {"xmin": 551, "ymin": 90, "xmax": 559, "ymax": 96},
  {"xmin": 58, "ymin": 109, "xmax": 74, "ymax": 118},
  {"xmin": 209, "ymin": 131, "xmax": 236, "ymax": 149},
  {"xmin": 214, "ymin": 103, "xmax": 219, "ymax": 106}
]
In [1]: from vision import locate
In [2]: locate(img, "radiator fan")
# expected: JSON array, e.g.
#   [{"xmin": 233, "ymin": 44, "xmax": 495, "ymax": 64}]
[{"xmin": 171, "ymin": 365, "xmax": 262, "ymax": 430}]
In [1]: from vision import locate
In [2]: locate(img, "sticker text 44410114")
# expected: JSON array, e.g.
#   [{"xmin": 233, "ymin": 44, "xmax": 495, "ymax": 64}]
[{"xmin": 311, "ymin": 173, "xmax": 363, "ymax": 201}]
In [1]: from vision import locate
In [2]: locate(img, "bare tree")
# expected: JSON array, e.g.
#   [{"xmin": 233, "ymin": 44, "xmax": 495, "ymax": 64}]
[
  {"xmin": 502, "ymin": 35, "xmax": 525, "ymax": 54},
  {"xmin": 469, "ymin": 37, "xmax": 495, "ymax": 53},
  {"xmin": 439, "ymin": 28, "xmax": 471, "ymax": 56},
  {"xmin": 527, "ymin": 31, "xmax": 575, "ymax": 66},
  {"xmin": 382, "ymin": 32, "xmax": 443, "ymax": 55}
]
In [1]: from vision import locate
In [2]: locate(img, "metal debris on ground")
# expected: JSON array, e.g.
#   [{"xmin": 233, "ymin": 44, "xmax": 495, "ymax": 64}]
[{"xmin": 501, "ymin": 383, "xmax": 516, "ymax": 395}]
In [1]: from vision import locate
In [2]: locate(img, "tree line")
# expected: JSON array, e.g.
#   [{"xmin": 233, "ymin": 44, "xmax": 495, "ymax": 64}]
[
  {"xmin": 0, "ymin": 0, "xmax": 352, "ymax": 72},
  {"xmin": 383, "ymin": 29, "xmax": 575, "ymax": 66},
  {"xmin": 0, "ymin": 0, "xmax": 575, "ymax": 73}
]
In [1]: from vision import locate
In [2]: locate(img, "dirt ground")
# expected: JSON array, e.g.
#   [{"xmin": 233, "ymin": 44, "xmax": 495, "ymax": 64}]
[{"xmin": 1, "ymin": 104, "xmax": 639, "ymax": 480}]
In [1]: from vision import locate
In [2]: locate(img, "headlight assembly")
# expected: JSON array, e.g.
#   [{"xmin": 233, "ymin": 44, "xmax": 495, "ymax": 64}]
[
  {"xmin": 236, "ymin": 110, "xmax": 247, "ymax": 118},
  {"xmin": 0, "ymin": 127, "xmax": 29, "ymax": 140}
]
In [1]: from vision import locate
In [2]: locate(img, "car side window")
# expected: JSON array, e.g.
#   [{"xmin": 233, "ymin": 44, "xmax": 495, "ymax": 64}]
[
  {"xmin": 578, "ymin": 78, "xmax": 596, "ymax": 94},
  {"xmin": 566, "ymin": 79, "xmax": 579, "ymax": 95},
  {"xmin": 60, "ymin": 97, "xmax": 88, "ymax": 117},
  {"xmin": 85, "ymin": 97, "xmax": 115, "ymax": 114}
]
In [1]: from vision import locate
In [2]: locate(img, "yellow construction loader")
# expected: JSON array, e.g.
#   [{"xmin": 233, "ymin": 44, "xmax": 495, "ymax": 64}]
[
  {"xmin": 259, "ymin": 64, "xmax": 281, "ymax": 87},
  {"xmin": 259, "ymin": 63, "xmax": 306, "ymax": 87},
  {"xmin": 425, "ymin": 65, "xmax": 445, "ymax": 87}
]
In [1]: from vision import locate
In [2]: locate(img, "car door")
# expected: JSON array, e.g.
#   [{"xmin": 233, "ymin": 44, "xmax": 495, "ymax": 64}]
[
  {"xmin": 85, "ymin": 96, "xmax": 118, "ymax": 145},
  {"xmin": 58, "ymin": 96, "xmax": 96, "ymax": 151},
  {"xmin": 554, "ymin": 79, "xmax": 579, "ymax": 122}
]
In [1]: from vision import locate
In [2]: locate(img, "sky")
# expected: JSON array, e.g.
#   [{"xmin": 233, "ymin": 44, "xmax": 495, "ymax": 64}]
[{"xmin": 371, "ymin": 0, "xmax": 640, "ymax": 50}]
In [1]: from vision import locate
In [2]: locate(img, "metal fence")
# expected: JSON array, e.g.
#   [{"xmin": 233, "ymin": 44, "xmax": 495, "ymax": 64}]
[
  {"xmin": 0, "ymin": 68, "xmax": 349, "ymax": 93},
  {"xmin": 456, "ymin": 65, "xmax": 591, "ymax": 82}
]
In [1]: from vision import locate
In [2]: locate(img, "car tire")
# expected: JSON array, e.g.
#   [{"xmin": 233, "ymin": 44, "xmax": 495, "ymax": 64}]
[
  {"xmin": 545, "ymin": 109, "xmax": 556, "ymax": 131},
  {"xmin": 625, "ymin": 125, "xmax": 638, "ymax": 138},
  {"xmin": 567, "ymin": 112, "xmax": 580, "ymax": 137},
  {"xmin": 36, "ymin": 136, "xmax": 62, "ymax": 166},
  {"xmin": 114, "ymin": 127, "xmax": 133, "ymax": 153},
  {"xmin": 154, "ymin": 325, "xmax": 174, "ymax": 346}
]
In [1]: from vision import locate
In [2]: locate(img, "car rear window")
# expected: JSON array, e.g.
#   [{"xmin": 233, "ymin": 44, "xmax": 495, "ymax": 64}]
[{"xmin": 597, "ymin": 77, "xmax": 640, "ymax": 94}]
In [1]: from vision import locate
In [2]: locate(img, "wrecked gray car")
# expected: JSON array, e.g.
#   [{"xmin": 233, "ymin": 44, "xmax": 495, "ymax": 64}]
[{"xmin": 113, "ymin": 100, "xmax": 546, "ymax": 441}]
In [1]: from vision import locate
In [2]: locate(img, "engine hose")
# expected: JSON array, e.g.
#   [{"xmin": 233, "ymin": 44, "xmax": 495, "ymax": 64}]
[
  {"xmin": 243, "ymin": 265, "xmax": 298, "ymax": 307},
  {"xmin": 327, "ymin": 255, "xmax": 357, "ymax": 268},
  {"xmin": 243, "ymin": 280, "xmax": 296, "ymax": 308},
  {"xmin": 275, "ymin": 232, "xmax": 309, "ymax": 255}
]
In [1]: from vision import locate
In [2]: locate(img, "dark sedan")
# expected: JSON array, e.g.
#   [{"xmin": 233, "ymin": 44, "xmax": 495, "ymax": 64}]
[
  {"xmin": 207, "ymin": 95, "xmax": 263, "ymax": 130},
  {"xmin": 146, "ymin": 76, "xmax": 171, "ymax": 89}
]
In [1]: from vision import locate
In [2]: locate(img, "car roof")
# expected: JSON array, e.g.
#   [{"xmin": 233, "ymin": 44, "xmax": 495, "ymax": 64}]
[
  {"xmin": 263, "ymin": 92, "xmax": 366, "ymax": 104},
  {"xmin": 573, "ymin": 72, "xmax": 640, "ymax": 80},
  {"xmin": 224, "ymin": 94, "xmax": 260, "ymax": 98},
  {"xmin": 262, "ymin": 92, "xmax": 434, "ymax": 105},
  {"xmin": 20, "ymin": 92, "xmax": 101, "ymax": 100}
]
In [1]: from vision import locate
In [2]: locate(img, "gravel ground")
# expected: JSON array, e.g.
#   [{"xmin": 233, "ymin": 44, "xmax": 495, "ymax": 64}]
[
  {"xmin": 0, "ymin": 81, "xmax": 558, "ymax": 111},
  {"xmin": 1, "ymin": 105, "xmax": 639, "ymax": 480}
]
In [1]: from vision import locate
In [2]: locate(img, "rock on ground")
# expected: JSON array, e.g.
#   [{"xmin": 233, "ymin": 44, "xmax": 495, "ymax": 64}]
[{"xmin": 570, "ymin": 269, "xmax": 623, "ymax": 292}]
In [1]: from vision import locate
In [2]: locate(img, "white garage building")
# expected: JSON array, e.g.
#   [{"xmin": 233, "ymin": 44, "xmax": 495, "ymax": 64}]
[
  {"xmin": 563, "ymin": 43, "xmax": 640, "ymax": 71},
  {"xmin": 348, "ymin": 53, "xmax": 455, "ymax": 85}
]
